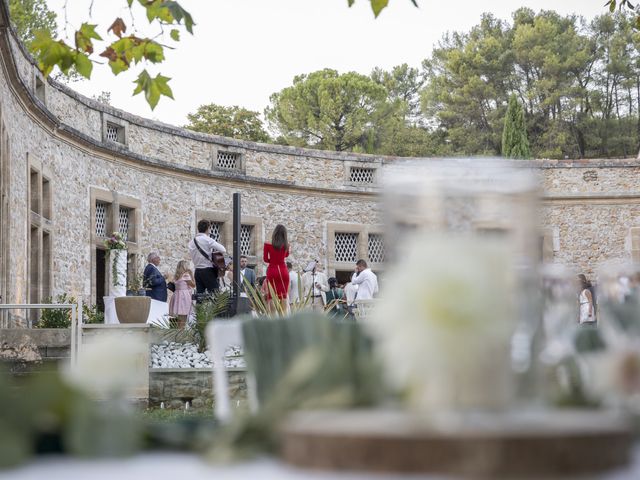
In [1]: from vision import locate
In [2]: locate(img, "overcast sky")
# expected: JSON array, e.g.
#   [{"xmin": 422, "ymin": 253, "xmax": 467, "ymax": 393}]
[{"xmin": 47, "ymin": 1, "xmax": 606, "ymax": 127}]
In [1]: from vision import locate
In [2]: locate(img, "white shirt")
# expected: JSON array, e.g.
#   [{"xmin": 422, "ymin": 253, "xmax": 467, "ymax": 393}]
[
  {"xmin": 289, "ymin": 271, "xmax": 299, "ymax": 304},
  {"xmin": 188, "ymin": 233, "xmax": 226, "ymax": 270},
  {"xmin": 302, "ymin": 270, "xmax": 329, "ymax": 298},
  {"xmin": 350, "ymin": 268, "xmax": 378, "ymax": 301}
]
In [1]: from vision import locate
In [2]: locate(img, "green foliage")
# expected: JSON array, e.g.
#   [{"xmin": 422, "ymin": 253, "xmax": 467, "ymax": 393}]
[
  {"xmin": 347, "ymin": 0, "xmax": 418, "ymax": 18},
  {"xmin": 266, "ymin": 69, "xmax": 389, "ymax": 151},
  {"xmin": 153, "ymin": 291, "xmax": 230, "ymax": 352},
  {"xmin": 185, "ymin": 104, "xmax": 270, "ymax": 142},
  {"xmin": 37, "ymin": 293, "xmax": 76, "ymax": 328},
  {"xmin": 22, "ymin": 1, "xmax": 194, "ymax": 110},
  {"xmin": 502, "ymin": 94, "xmax": 530, "ymax": 159},
  {"xmin": 7, "ymin": 0, "xmax": 56, "ymax": 48},
  {"xmin": 82, "ymin": 302, "xmax": 104, "ymax": 324}
]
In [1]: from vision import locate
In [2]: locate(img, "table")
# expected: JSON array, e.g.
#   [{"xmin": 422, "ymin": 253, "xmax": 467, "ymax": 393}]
[
  {"xmin": 1, "ymin": 448, "xmax": 639, "ymax": 480},
  {"xmin": 103, "ymin": 296, "xmax": 168, "ymax": 324}
]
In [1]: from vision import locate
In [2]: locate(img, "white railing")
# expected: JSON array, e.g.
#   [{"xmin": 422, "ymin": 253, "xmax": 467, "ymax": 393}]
[{"xmin": 0, "ymin": 301, "xmax": 82, "ymax": 367}]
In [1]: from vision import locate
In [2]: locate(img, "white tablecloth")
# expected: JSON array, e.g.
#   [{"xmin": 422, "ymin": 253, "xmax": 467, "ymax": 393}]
[
  {"xmin": 2, "ymin": 450, "xmax": 639, "ymax": 480},
  {"xmin": 103, "ymin": 296, "xmax": 168, "ymax": 325}
]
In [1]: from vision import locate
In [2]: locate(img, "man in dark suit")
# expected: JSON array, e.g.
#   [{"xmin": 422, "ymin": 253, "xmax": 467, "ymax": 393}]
[
  {"xmin": 239, "ymin": 255, "xmax": 256, "ymax": 295},
  {"xmin": 143, "ymin": 252, "xmax": 167, "ymax": 302}
]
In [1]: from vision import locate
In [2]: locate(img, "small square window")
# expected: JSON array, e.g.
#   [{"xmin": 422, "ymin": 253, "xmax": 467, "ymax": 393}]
[
  {"xmin": 217, "ymin": 151, "xmax": 240, "ymax": 170},
  {"xmin": 209, "ymin": 221, "xmax": 224, "ymax": 243},
  {"xmin": 368, "ymin": 234, "xmax": 385, "ymax": 263},
  {"xmin": 349, "ymin": 167, "xmax": 375, "ymax": 184},
  {"xmin": 35, "ymin": 75, "xmax": 45, "ymax": 103},
  {"xmin": 95, "ymin": 201, "xmax": 108, "ymax": 237},
  {"xmin": 105, "ymin": 122, "xmax": 125, "ymax": 143},
  {"xmin": 335, "ymin": 233, "xmax": 359, "ymax": 263},
  {"xmin": 240, "ymin": 224, "xmax": 254, "ymax": 256}
]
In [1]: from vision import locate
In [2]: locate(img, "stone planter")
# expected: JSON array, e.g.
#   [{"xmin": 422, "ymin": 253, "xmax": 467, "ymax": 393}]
[{"xmin": 114, "ymin": 296, "xmax": 150, "ymax": 324}]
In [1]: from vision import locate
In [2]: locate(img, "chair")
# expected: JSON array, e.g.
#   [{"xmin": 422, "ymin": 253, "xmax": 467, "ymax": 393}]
[{"xmin": 206, "ymin": 320, "xmax": 258, "ymax": 423}]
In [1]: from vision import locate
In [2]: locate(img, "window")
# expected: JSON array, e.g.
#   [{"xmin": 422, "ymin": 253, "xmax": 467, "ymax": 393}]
[
  {"xmin": 209, "ymin": 221, "xmax": 223, "ymax": 243},
  {"xmin": 367, "ymin": 234, "xmax": 385, "ymax": 263},
  {"xmin": 34, "ymin": 74, "xmax": 45, "ymax": 103},
  {"xmin": 327, "ymin": 223, "xmax": 385, "ymax": 277},
  {"xmin": 95, "ymin": 201, "xmax": 108, "ymax": 237},
  {"xmin": 105, "ymin": 121, "xmax": 125, "ymax": 143},
  {"xmin": 91, "ymin": 189, "xmax": 141, "ymax": 310},
  {"xmin": 217, "ymin": 151, "xmax": 240, "ymax": 170},
  {"xmin": 118, "ymin": 206, "xmax": 131, "ymax": 241},
  {"xmin": 334, "ymin": 233, "xmax": 359, "ymax": 263},
  {"xmin": 28, "ymin": 163, "xmax": 53, "ymax": 316},
  {"xmin": 349, "ymin": 167, "xmax": 375, "ymax": 184},
  {"xmin": 240, "ymin": 224, "xmax": 254, "ymax": 256}
]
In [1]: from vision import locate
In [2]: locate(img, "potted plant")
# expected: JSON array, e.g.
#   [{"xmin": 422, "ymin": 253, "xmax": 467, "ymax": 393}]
[{"xmin": 126, "ymin": 272, "xmax": 146, "ymax": 296}]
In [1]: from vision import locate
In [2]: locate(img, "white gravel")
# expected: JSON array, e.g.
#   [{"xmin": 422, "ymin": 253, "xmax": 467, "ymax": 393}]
[{"xmin": 150, "ymin": 341, "xmax": 245, "ymax": 369}]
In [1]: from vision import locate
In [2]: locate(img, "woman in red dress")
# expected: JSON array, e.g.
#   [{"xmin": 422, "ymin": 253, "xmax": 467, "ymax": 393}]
[{"xmin": 263, "ymin": 224, "xmax": 290, "ymax": 313}]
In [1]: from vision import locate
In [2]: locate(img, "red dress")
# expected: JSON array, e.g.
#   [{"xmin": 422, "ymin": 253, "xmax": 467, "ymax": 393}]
[{"xmin": 263, "ymin": 242, "xmax": 290, "ymax": 300}]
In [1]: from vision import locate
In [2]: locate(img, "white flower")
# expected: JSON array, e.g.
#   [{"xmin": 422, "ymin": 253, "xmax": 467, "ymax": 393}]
[
  {"xmin": 366, "ymin": 233, "xmax": 516, "ymax": 411},
  {"xmin": 64, "ymin": 331, "xmax": 147, "ymax": 398}
]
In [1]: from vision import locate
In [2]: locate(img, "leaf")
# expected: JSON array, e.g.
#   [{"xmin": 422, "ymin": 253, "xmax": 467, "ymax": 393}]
[
  {"xmin": 348, "ymin": 0, "xmax": 355, "ymax": 6},
  {"xmin": 370, "ymin": 0, "xmax": 390, "ymax": 18},
  {"xmin": 609, "ymin": 0, "xmax": 617, "ymax": 13},
  {"xmin": 133, "ymin": 70, "xmax": 173, "ymax": 110},
  {"xmin": 74, "ymin": 52, "xmax": 93, "ymax": 78},
  {"xmin": 170, "ymin": 29, "xmax": 180, "ymax": 41},
  {"xmin": 164, "ymin": 1, "xmax": 195, "ymax": 34},
  {"xmin": 75, "ymin": 23, "xmax": 102, "ymax": 54},
  {"xmin": 108, "ymin": 17, "xmax": 127, "ymax": 38}
]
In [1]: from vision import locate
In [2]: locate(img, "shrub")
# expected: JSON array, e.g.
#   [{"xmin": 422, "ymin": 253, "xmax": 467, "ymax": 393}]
[
  {"xmin": 37, "ymin": 293, "xmax": 76, "ymax": 328},
  {"xmin": 82, "ymin": 302, "xmax": 104, "ymax": 324}
]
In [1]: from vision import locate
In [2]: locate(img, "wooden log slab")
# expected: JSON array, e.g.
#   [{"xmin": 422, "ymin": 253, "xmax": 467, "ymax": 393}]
[{"xmin": 280, "ymin": 409, "xmax": 632, "ymax": 477}]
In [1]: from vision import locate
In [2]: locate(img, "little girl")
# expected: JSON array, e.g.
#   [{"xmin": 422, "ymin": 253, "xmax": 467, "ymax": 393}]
[{"xmin": 169, "ymin": 260, "xmax": 195, "ymax": 329}]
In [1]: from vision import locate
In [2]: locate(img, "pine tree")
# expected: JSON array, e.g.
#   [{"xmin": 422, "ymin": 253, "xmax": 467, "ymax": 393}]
[{"xmin": 502, "ymin": 94, "xmax": 531, "ymax": 159}]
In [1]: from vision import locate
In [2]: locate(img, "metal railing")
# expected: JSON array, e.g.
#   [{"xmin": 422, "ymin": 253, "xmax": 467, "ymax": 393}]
[{"xmin": 0, "ymin": 302, "xmax": 82, "ymax": 367}]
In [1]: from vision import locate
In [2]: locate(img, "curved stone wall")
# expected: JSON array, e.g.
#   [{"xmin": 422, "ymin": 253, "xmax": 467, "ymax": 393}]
[{"xmin": 1, "ymin": 0, "xmax": 640, "ymax": 313}]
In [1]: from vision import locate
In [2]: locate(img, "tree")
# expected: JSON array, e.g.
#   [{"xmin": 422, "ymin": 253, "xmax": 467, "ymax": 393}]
[
  {"xmin": 502, "ymin": 94, "xmax": 530, "ymax": 158},
  {"xmin": 265, "ymin": 69, "xmax": 389, "ymax": 151},
  {"xmin": 185, "ymin": 104, "xmax": 270, "ymax": 142},
  {"xmin": 8, "ymin": 0, "xmax": 56, "ymax": 48}
]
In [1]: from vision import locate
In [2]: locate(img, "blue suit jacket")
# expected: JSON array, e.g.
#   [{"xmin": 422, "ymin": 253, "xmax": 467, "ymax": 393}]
[{"xmin": 144, "ymin": 263, "xmax": 167, "ymax": 302}]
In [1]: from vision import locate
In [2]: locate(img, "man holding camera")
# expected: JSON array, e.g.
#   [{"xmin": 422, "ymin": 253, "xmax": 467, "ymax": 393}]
[{"xmin": 188, "ymin": 220, "xmax": 227, "ymax": 295}]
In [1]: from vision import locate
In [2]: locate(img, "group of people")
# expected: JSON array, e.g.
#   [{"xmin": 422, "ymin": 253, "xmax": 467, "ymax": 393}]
[{"xmin": 141, "ymin": 221, "xmax": 379, "ymax": 326}]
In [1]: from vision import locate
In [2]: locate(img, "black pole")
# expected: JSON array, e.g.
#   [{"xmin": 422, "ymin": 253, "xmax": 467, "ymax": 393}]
[{"xmin": 232, "ymin": 193, "xmax": 241, "ymax": 316}]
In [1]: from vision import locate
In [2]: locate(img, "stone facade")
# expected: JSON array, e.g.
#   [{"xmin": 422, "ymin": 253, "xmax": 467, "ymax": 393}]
[
  {"xmin": 0, "ymin": 2, "xmax": 639, "ymax": 317},
  {"xmin": 149, "ymin": 369, "xmax": 246, "ymax": 408}
]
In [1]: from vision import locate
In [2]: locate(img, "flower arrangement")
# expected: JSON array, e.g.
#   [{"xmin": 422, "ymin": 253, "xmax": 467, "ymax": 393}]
[
  {"xmin": 105, "ymin": 232, "xmax": 127, "ymax": 287},
  {"xmin": 104, "ymin": 231, "xmax": 126, "ymax": 250}
]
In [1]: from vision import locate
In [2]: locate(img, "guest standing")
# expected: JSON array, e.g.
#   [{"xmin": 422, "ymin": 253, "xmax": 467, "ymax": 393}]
[
  {"xmin": 578, "ymin": 274, "xmax": 595, "ymax": 324},
  {"xmin": 287, "ymin": 261, "xmax": 299, "ymax": 306},
  {"xmin": 263, "ymin": 224, "xmax": 290, "ymax": 313},
  {"xmin": 188, "ymin": 220, "xmax": 226, "ymax": 296},
  {"xmin": 169, "ymin": 260, "xmax": 195, "ymax": 329},
  {"xmin": 239, "ymin": 255, "xmax": 256, "ymax": 296},
  {"xmin": 143, "ymin": 252, "xmax": 168, "ymax": 302}
]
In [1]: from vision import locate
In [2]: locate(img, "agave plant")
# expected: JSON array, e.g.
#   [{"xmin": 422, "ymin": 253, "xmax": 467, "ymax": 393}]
[
  {"xmin": 151, "ymin": 291, "xmax": 231, "ymax": 352},
  {"xmin": 243, "ymin": 276, "xmax": 345, "ymax": 319}
]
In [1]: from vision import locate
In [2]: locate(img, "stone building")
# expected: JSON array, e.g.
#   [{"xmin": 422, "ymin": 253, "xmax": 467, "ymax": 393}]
[{"xmin": 0, "ymin": 4, "xmax": 638, "ymax": 323}]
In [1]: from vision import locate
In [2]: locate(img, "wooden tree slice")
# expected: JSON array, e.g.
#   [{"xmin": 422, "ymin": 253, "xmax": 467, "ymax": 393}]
[{"xmin": 280, "ymin": 409, "xmax": 632, "ymax": 476}]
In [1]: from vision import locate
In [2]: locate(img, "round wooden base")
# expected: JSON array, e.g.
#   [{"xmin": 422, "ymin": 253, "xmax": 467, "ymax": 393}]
[{"xmin": 281, "ymin": 409, "xmax": 632, "ymax": 477}]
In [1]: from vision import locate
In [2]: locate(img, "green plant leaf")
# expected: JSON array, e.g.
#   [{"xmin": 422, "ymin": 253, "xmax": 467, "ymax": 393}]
[
  {"xmin": 74, "ymin": 52, "xmax": 93, "ymax": 78},
  {"xmin": 164, "ymin": 1, "xmax": 195, "ymax": 34},
  {"xmin": 133, "ymin": 70, "xmax": 173, "ymax": 110},
  {"xmin": 370, "ymin": 0, "xmax": 390, "ymax": 17},
  {"xmin": 170, "ymin": 29, "xmax": 180, "ymax": 41},
  {"xmin": 347, "ymin": 0, "xmax": 355, "ymax": 6}
]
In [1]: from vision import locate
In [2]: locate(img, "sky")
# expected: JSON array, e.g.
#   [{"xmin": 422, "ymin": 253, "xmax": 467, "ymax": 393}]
[{"xmin": 47, "ymin": 0, "xmax": 606, "ymax": 127}]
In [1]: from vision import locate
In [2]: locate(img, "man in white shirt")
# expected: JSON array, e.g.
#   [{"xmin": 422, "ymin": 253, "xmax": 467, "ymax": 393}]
[
  {"xmin": 287, "ymin": 261, "xmax": 299, "ymax": 305},
  {"xmin": 188, "ymin": 220, "xmax": 226, "ymax": 295},
  {"xmin": 346, "ymin": 259, "xmax": 378, "ymax": 303},
  {"xmin": 301, "ymin": 260, "xmax": 329, "ymax": 312}
]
